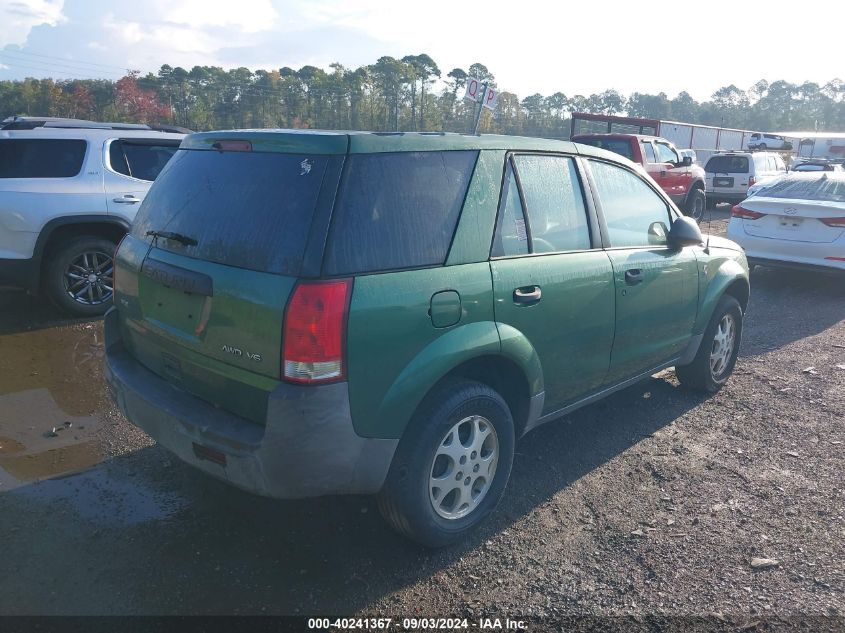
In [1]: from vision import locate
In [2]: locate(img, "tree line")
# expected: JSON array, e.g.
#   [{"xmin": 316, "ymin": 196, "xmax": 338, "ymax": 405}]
[{"xmin": 1, "ymin": 54, "xmax": 843, "ymax": 137}]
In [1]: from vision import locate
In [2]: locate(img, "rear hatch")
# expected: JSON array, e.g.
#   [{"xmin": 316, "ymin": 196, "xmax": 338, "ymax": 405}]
[
  {"xmin": 737, "ymin": 176, "xmax": 845, "ymax": 243},
  {"xmin": 705, "ymin": 155, "xmax": 751, "ymax": 194},
  {"xmin": 113, "ymin": 136, "xmax": 344, "ymax": 424}
]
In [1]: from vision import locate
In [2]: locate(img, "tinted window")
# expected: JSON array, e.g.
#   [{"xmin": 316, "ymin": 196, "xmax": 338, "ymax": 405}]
[
  {"xmin": 576, "ymin": 138, "xmax": 634, "ymax": 161},
  {"xmin": 655, "ymin": 142, "xmax": 678, "ymax": 164},
  {"xmin": 513, "ymin": 155, "xmax": 590, "ymax": 253},
  {"xmin": 324, "ymin": 151, "xmax": 477, "ymax": 275},
  {"xmin": 642, "ymin": 142, "xmax": 658, "ymax": 163},
  {"xmin": 132, "ymin": 149, "xmax": 334, "ymax": 275},
  {"xmin": 110, "ymin": 140, "xmax": 179, "ymax": 181},
  {"xmin": 589, "ymin": 160, "xmax": 671, "ymax": 248},
  {"xmin": 0, "ymin": 139, "xmax": 86, "ymax": 178},
  {"xmin": 492, "ymin": 164, "xmax": 529, "ymax": 257},
  {"xmin": 705, "ymin": 155, "xmax": 749, "ymax": 174}
]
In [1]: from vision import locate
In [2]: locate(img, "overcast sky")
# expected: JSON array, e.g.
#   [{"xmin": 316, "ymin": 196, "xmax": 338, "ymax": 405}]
[{"xmin": 1, "ymin": 0, "xmax": 841, "ymax": 101}]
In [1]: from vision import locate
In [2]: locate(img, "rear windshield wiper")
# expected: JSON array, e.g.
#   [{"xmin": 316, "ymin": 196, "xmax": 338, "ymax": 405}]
[{"xmin": 146, "ymin": 230, "xmax": 198, "ymax": 246}]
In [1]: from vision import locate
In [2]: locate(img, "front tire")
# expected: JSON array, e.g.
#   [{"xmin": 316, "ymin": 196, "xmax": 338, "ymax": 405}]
[
  {"xmin": 377, "ymin": 380, "xmax": 515, "ymax": 547},
  {"xmin": 685, "ymin": 188, "xmax": 706, "ymax": 222},
  {"xmin": 45, "ymin": 236, "xmax": 117, "ymax": 317},
  {"xmin": 676, "ymin": 295, "xmax": 743, "ymax": 392}
]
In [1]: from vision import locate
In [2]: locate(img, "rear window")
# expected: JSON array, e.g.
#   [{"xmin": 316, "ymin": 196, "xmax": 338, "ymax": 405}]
[
  {"xmin": 575, "ymin": 138, "xmax": 634, "ymax": 161},
  {"xmin": 323, "ymin": 151, "xmax": 478, "ymax": 275},
  {"xmin": 756, "ymin": 176, "xmax": 845, "ymax": 203},
  {"xmin": 705, "ymin": 155, "xmax": 749, "ymax": 174},
  {"xmin": 109, "ymin": 140, "xmax": 179, "ymax": 181},
  {"xmin": 0, "ymin": 139, "xmax": 87, "ymax": 178},
  {"xmin": 132, "ymin": 149, "xmax": 335, "ymax": 275}
]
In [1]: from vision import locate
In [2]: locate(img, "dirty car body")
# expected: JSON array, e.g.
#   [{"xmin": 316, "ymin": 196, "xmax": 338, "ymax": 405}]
[{"xmin": 105, "ymin": 130, "xmax": 750, "ymax": 545}]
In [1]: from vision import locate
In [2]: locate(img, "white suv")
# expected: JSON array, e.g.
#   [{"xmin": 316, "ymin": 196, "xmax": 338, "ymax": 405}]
[
  {"xmin": 0, "ymin": 118, "xmax": 184, "ymax": 315},
  {"xmin": 748, "ymin": 133, "xmax": 793, "ymax": 151},
  {"xmin": 704, "ymin": 151, "xmax": 787, "ymax": 208}
]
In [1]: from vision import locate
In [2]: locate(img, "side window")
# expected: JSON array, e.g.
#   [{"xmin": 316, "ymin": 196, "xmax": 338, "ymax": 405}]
[
  {"xmin": 589, "ymin": 160, "xmax": 672, "ymax": 248},
  {"xmin": 109, "ymin": 141, "xmax": 130, "ymax": 176},
  {"xmin": 120, "ymin": 142, "xmax": 179, "ymax": 181},
  {"xmin": 492, "ymin": 164, "xmax": 529, "ymax": 257},
  {"xmin": 641, "ymin": 141, "xmax": 658, "ymax": 164},
  {"xmin": 655, "ymin": 142, "xmax": 679, "ymax": 165},
  {"xmin": 0, "ymin": 139, "xmax": 87, "ymax": 178},
  {"xmin": 512, "ymin": 155, "xmax": 590, "ymax": 253},
  {"xmin": 324, "ymin": 151, "xmax": 478, "ymax": 275}
]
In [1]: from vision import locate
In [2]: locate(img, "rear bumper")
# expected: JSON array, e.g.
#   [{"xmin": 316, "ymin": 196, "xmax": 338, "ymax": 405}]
[
  {"xmin": 706, "ymin": 191, "xmax": 746, "ymax": 204},
  {"xmin": 103, "ymin": 308, "xmax": 398, "ymax": 499},
  {"xmin": 727, "ymin": 224, "xmax": 845, "ymax": 273}
]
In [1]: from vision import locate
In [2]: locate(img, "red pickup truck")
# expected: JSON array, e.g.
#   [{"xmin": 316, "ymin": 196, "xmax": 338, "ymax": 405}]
[{"xmin": 571, "ymin": 133, "xmax": 707, "ymax": 220}]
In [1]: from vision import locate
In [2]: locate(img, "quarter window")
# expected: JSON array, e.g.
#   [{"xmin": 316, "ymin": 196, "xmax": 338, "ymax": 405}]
[
  {"xmin": 512, "ymin": 155, "xmax": 590, "ymax": 253},
  {"xmin": 109, "ymin": 140, "xmax": 179, "ymax": 181},
  {"xmin": 491, "ymin": 164, "xmax": 529, "ymax": 257},
  {"xmin": 0, "ymin": 139, "xmax": 87, "ymax": 178},
  {"xmin": 324, "ymin": 151, "xmax": 478, "ymax": 275},
  {"xmin": 589, "ymin": 160, "xmax": 672, "ymax": 248}
]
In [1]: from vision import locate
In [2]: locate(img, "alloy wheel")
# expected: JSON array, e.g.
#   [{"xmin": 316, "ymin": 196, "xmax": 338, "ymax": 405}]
[
  {"xmin": 64, "ymin": 250, "xmax": 114, "ymax": 306},
  {"xmin": 429, "ymin": 415, "xmax": 499, "ymax": 520},
  {"xmin": 709, "ymin": 313, "xmax": 736, "ymax": 379}
]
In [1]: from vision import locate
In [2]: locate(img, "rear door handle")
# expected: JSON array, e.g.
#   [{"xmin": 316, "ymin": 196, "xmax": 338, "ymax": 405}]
[
  {"xmin": 513, "ymin": 285, "xmax": 542, "ymax": 305},
  {"xmin": 113, "ymin": 195, "xmax": 140, "ymax": 204},
  {"xmin": 625, "ymin": 269, "xmax": 644, "ymax": 285}
]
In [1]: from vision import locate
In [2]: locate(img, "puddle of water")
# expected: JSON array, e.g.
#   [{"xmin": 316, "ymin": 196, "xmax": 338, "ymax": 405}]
[
  {"xmin": 0, "ymin": 322, "xmax": 109, "ymax": 487},
  {"xmin": 18, "ymin": 464, "xmax": 188, "ymax": 526},
  {"xmin": 0, "ymin": 322, "xmax": 105, "ymax": 416}
]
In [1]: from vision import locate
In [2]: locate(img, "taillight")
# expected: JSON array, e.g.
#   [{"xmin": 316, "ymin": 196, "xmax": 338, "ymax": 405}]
[
  {"xmin": 282, "ymin": 280, "xmax": 351, "ymax": 384},
  {"xmin": 211, "ymin": 140, "xmax": 252, "ymax": 152},
  {"xmin": 747, "ymin": 176, "xmax": 756, "ymax": 187},
  {"xmin": 820, "ymin": 217, "xmax": 845, "ymax": 228},
  {"xmin": 731, "ymin": 205, "xmax": 766, "ymax": 220},
  {"xmin": 112, "ymin": 233, "xmax": 128, "ymax": 303}
]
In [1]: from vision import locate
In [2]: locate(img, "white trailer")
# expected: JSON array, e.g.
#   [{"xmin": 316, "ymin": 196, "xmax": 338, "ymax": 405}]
[{"xmin": 570, "ymin": 113, "xmax": 758, "ymax": 164}]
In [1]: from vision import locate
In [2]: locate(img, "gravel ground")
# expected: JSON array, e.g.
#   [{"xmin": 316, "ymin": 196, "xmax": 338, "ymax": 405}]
[{"xmin": 0, "ymin": 210, "xmax": 843, "ymax": 630}]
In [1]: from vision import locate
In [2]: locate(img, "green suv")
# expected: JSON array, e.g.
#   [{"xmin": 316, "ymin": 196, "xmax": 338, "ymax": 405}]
[{"xmin": 104, "ymin": 131, "xmax": 749, "ymax": 546}]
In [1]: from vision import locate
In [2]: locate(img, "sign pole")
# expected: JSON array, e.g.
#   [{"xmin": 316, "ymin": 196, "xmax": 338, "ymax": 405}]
[{"xmin": 471, "ymin": 82, "xmax": 488, "ymax": 135}]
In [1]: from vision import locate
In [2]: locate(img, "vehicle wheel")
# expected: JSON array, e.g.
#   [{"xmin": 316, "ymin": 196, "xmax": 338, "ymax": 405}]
[
  {"xmin": 45, "ymin": 236, "xmax": 117, "ymax": 317},
  {"xmin": 685, "ymin": 188, "xmax": 706, "ymax": 222},
  {"xmin": 758, "ymin": 143, "xmax": 767, "ymax": 151},
  {"xmin": 377, "ymin": 380, "xmax": 515, "ymax": 548},
  {"xmin": 676, "ymin": 295, "xmax": 743, "ymax": 393}
]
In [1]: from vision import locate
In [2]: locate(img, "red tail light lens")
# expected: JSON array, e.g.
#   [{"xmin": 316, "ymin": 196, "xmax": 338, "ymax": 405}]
[
  {"xmin": 112, "ymin": 233, "xmax": 128, "ymax": 303},
  {"xmin": 731, "ymin": 205, "xmax": 766, "ymax": 220},
  {"xmin": 820, "ymin": 217, "xmax": 845, "ymax": 228},
  {"xmin": 748, "ymin": 176, "xmax": 756, "ymax": 187},
  {"xmin": 282, "ymin": 280, "xmax": 351, "ymax": 384}
]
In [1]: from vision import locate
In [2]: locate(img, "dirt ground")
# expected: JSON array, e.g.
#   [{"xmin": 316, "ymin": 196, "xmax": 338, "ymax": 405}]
[{"xmin": 0, "ymin": 210, "xmax": 843, "ymax": 630}]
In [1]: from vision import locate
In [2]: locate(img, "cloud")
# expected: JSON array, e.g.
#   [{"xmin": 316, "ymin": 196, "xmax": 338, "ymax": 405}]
[{"xmin": 0, "ymin": 0, "xmax": 66, "ymax": 47}]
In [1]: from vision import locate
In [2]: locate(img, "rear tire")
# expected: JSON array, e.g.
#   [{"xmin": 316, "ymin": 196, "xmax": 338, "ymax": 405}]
[
  {"xmin": 676, "ymin": 295, "xmax": 743, "ymax": 393},
  {"xmin": 377, "ymin": 380, "xmax": 515, "ymax": 548},
  {"xmin": 685, "ymin": 188, "xmax": 706, "ymax": 222},
  {"xmin": 45, "ymin": 236, "xmax": 117, "ymax": 317}
]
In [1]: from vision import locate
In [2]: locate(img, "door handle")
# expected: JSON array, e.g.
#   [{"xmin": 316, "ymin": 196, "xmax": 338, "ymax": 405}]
[
  {"xmin": 513, "ymin": 285, "xmax": 542, "ymax": 305},
  {"xmin": 660, "ymin": 170, "xmax": 667, "ymax": 177},
  {"xmin": 624, "ymin": 269, "xmax": 644, "ymax": 286},
  {"xmin": 113, "ymin": 195, "xmax": 140, "ymax": 204}
]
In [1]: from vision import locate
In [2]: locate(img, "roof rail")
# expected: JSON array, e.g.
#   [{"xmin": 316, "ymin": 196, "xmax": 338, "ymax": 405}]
[{"xmin": 0, "ymin": 116, "xmax": 192, "ymax": 133}]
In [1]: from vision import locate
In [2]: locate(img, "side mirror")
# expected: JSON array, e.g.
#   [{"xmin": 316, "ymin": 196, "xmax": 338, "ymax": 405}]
[
  {"xmin": 680, "ymin": 156, "xmax": 693, "ymax": 167},
  {"xmin": 668, "ymin": 215, "xmax": 703, "ymax": 249}
]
